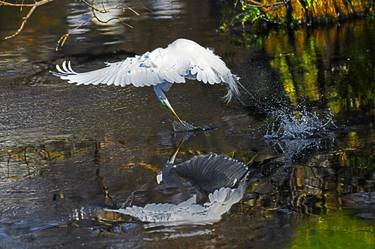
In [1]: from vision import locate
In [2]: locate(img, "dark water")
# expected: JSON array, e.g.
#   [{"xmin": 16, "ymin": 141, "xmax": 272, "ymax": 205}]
[{"xmin": 0, "ymin": 1, "xmax": 374, "ymax": 248}]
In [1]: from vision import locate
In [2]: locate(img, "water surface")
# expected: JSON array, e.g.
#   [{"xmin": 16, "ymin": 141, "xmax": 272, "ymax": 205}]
[{"xmin": 0, "ymin": 1, "xmax": 374, "ymax": 248}]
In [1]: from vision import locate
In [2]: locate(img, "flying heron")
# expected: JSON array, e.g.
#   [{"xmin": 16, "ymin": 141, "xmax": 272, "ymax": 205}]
[{"xmin": 53, "ymin": 38, "xmax": 241, "ymax": 131}]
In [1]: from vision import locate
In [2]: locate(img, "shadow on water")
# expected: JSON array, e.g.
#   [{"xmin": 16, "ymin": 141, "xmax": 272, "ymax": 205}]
[{"xmin": 0, "ymin": 0, "xmax": 374, "ymax": 248}]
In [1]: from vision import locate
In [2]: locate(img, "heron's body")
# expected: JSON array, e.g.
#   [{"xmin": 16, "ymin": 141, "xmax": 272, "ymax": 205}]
[{"xmin": 54, "ymin": 38, "xmax": 240, "ymax": 131}]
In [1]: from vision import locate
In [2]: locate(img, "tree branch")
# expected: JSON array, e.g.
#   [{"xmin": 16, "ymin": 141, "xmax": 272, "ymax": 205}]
[
  {"xmin": 2, "ymin": 0, "xmax": 140, "ymax": 49},
  {"xmin": 3, "ymin": 0, "xmax": 54, "ymax": 40},
  {"xmin": 247, "ymin": 0, "xmax": 287, "ymax": 9},
  {"xmin": 0, "ymin": 1, "xmax": 36, "ymax": 7}
]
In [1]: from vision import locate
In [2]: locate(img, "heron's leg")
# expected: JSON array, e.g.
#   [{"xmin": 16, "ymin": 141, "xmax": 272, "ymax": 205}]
[
  {"xmin": 163, "ymin": 98, "xmax": 184, "ymax": 123},
  {"xmin": 153, "ymin": 84, "xmax": 210, "ymax": 132},
  {"xmin": 153, "ymin": 85, "xmax": 183, "ymax": 123}
]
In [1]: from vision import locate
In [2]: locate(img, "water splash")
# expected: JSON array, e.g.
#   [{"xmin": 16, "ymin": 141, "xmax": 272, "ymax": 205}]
[
  {"xmin": 268, "ymin": 136, "xmax": 335, "ymax": 161},
  {"xmin": 265, "ymin": 108, "xmax": 335, "ymax": 140},
  {"xmin": 264, "ymin": 107, "xmax": 336, "ymax": 160}
]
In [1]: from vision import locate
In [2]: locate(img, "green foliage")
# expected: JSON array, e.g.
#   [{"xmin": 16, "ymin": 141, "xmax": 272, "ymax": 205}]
[
  {"xmin": 241, "ymin": 3, "xmax": 261, "ymax": 23},
  {"xmin": 221, "ymin": 0, "xmax": 374, "ymax": 31},
  {"xmin": 233, "ymin": 2, "xmax": 263, "ymax": 27}
]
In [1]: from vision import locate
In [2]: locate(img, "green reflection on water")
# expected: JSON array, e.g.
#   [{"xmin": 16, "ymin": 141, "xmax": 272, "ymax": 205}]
[
  {"xmin": 263, "ymin": 21, "xmax": 375, "ymax": 114},
  {"xmin": 287, "ymin": 210, "xmax": 375, "ymax": 249}
]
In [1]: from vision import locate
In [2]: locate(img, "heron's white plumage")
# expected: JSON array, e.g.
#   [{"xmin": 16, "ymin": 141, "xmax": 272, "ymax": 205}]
[{"xmin": 54, "ymin": 39, "xmax": 240, "ymax": 102}]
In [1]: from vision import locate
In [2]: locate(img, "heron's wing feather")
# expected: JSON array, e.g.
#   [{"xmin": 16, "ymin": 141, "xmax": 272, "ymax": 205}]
[
  {"xmin": 53, "ymin": 49, "xmax": 186, "ymax": 87},
  {"xmin": 53, "ymin": 39, "xmax": 240, "ymax": 101},
  {"xmin": 53, "ymin": 60, "xmax": 163, "ymax": 87},
  {"xmin": 166, "ymin": 40, "xmax": 240, "ymax": 101}
]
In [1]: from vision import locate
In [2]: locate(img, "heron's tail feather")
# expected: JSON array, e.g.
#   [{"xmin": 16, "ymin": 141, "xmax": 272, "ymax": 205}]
[{"xmin": 51, "ymin": 61, "xmax": 77, "ymax": 77}]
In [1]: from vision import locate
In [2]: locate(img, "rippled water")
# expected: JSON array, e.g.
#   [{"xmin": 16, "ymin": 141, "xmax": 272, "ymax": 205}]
[{"xmin": 0, "ymin": 1, "xmax": 374, "ymax": 248}]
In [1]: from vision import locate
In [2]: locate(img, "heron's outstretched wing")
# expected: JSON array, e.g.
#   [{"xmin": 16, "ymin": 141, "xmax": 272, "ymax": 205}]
[
  {"xmin": 171, "ymin": 153, "xmax": 249, "ymax": 193},
  {"xmin": 53, "ymin": 39, "xmax": 240, "ymax": 101},
  {"xmin": 53, "ymin": 50, "xmax": 185, "ymax": 87}
]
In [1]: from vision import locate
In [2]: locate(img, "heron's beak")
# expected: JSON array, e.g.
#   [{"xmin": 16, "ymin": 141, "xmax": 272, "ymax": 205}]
[
  {"xmin": 170, "ymin": 109, "xmax": 183, "ymax": 123},
  {"xmin": 161, "ymin": 98, "xmax": 183, "ymax": 123}
]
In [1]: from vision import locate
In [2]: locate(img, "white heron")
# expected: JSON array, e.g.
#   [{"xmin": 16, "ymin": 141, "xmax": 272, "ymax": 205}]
[{"xmin": 53, "ymin": 38, "xmax": 241, "ymax": 131}]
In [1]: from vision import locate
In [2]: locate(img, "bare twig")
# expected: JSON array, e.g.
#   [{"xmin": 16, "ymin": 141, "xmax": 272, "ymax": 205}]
[
  {"xmin": 80, "ymin": 0, "xmax": 109, "ymax": 13},
  {"xmin": 247, "ymin": 0, "xmax": 286, "ymax": 8},
  {"xmin": 3, "ymin": 0, "xmax": 53, "ymax": 40},
  {"xmin": 55, "ymin": 20, "xmax": 90, "ymax": 51},
  {"xmin": 126, "ymin": 6, "xmax": 140, "ymax": 16},
  {"xmin": 2, "ymin": 0, "xmax": 139, "ymax": 48},
  {"xmin": 87, "ymin": 1, "xmax": 137, "ymax": 32},
  {"xmin": 0, "ymin": 0, "xmax": 37, "ymax": 7}
]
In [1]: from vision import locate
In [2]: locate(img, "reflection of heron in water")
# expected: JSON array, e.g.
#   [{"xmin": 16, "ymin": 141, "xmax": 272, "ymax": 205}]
[
  {"xmin": 105, "ymin": 141, "xmax": 252, "ymax": 226},
  {"xmin": 157, "ymin": 148, "xmax": 249, "ymax": 203},
  {"xmin": 53, "ymin": 38, "xmax": 241, "ymax": 132}
]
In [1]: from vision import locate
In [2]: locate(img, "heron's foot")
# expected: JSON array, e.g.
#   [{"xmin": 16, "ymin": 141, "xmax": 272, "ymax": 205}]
[{"xmin": 172, "ymin": 120, "xmax": 215, "ymax": 133}]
